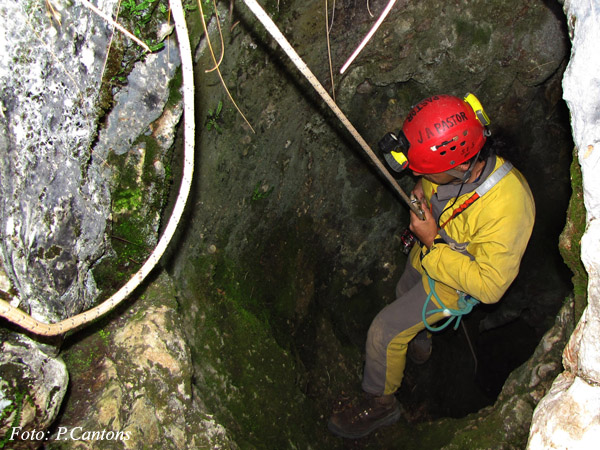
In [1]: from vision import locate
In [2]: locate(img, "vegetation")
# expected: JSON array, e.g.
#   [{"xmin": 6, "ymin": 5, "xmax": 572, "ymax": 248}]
[
  {"xmin": 0, "ymin": 390, "xmax": 32, "ymax": 449},
  {"xmin": 251, "ymin": 181, "xmax": 274, "ymax": 201},
  {"xmin": 559, "ymin": 149, "xmax": 588, "ymax": 320},
  {"xmin": 205, "ymin": 100, "xmax": 224, "ymax": 133}
]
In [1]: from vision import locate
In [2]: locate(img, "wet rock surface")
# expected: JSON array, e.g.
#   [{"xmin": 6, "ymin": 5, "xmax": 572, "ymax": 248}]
[
  {"xmin": 528, "ymin": 0, "xmax": 600, "ymax": 447},
  {"xmin": 53, "ymin": 271, "xmax": 235, "ymax": 449},
  {"xmin": 0, "ymin": 0, "xmax": 117, "ymax": 323},
  {"xmin": 0, "ymin": 331, "xmax": 68, "ymax": 450}
]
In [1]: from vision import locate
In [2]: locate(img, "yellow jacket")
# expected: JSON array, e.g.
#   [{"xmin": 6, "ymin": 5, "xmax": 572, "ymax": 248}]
[{"xmin": 409, "ymin": 155, "xmax": 535, "ymax": 306}]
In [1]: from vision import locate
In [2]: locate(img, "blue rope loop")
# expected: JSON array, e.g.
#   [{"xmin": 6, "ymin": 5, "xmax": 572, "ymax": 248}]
[{"xmin": 422, "ymin": 275, "xmax": 479, "ymax": 332}]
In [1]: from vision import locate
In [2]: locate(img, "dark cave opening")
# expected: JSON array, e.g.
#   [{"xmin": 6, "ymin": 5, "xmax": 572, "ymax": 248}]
[
  {"xmin": 397, "ymin": 308, "xmax": 560, "ymax": 421},
  {"xmin": 291, "ymin": 134, "xmax": 576, "ymax": 427}
]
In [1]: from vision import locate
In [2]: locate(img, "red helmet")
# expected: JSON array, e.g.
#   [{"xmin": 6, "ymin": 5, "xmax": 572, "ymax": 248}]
[{"xmin": 402, "ymin": 94, "xmax": 489, "ymax": 174}]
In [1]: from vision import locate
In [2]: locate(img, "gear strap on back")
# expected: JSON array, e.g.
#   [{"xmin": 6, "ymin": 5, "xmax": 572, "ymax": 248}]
[
  {"xmin": 422, "ymin": 161, "xmax": 514, "ymax": 332},
  {"xmin": 439, "ymin": 161, "xmax": 513, "ymax": 229}
]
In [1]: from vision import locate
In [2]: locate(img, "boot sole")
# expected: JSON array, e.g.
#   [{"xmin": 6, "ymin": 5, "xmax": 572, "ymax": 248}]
[{"xmin": 327, "ymin": 406, "xmax": 401, "ymax": 439}]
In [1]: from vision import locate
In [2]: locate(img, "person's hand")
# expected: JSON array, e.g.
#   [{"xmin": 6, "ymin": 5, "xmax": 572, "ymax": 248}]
[
  {"xmin": 412, "ymin": 179, "xmax": 424, "ymax": 200},
  {"xmin": 409, "ymin": 191, "xmax": 437, "ymax": 249}
]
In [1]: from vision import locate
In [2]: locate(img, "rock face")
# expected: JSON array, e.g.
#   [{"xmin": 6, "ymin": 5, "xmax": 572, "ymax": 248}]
[
  {"xmin": 53, "ymin": 272, "xmax": 235, "ymax": 450},
  {"xmin": 527, "ymin": 0, "xmax": 600, "ymax": 447},
  {"xmin": 0, "ymin": 332, "xmax": 68, "ymax": 450},
  {"xmin": 0, "ymin": 0, "xmax": 116, "ymax": 323},
  {"xmin": 0, "ymin": 0, "xmax": 180, "ymax": 445},
  {"xmin": 0, "ymin": 1, "xmax": 117, "ymax": 444}
]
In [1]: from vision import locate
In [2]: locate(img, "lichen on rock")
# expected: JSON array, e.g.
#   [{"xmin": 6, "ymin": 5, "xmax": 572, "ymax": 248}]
[
  {"xmin": 55, "ymin": 271, "xmax": 236, "ymax": 450},
  {"xmin": 0, "ymin": 0, "xmax": 117, "ymax": 323},
  {"xmin": 0, "ymin": 331, "xmax": 68, "ymax": 449}
]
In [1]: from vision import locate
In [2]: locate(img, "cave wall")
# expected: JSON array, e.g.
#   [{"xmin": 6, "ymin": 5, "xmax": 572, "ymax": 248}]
[
  {"xmin": 0, "ymin": 0, "xmax": 117, "ymax": 440},
  {"xmin": 173, "ymin": 0, "xmax": 574, "ymax": 358},
  {"xmin": 527, "ymin": 0, "xmax": 600, "ymax": 447},
  {"xmin": 0, "ymin": 0, "xmax": 186, "ymax": 446},
  {"xmin": 169, "ymin": 0, "xmax": 575, "ymax": 447}
]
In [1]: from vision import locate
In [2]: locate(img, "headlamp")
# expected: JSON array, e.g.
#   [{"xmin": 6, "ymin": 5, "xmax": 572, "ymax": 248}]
[
  {"xmin": 464, "ymin": 92, "xmax": 491, "ymax": 127},
  {"xmin": 378, "ymin": 131, "xmax": 410, "ymax": 173}
]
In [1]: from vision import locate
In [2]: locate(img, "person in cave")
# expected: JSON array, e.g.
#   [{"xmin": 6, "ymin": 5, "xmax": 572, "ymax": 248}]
[{"xmin": 328, "ymin": 94, "xmax": 536, "ymax": 439}]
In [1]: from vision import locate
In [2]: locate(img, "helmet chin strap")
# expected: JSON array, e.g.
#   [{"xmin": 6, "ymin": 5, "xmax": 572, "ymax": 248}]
[{"xmin": 446, "ymin": 150, "xmax": 481, "ymax": 183}]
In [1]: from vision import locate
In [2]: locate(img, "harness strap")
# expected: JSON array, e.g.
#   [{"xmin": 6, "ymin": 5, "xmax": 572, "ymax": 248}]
[
  {"xmin": 438, "ymin": 161, "xmax": 513, "ymax": 229},
  {"xmin": 421, "ymin": 161, "xmax": 513, "ymax": 332},
  {"xmin": 422, "ymin": 275, "xmax": 480, "ymax": 332}
]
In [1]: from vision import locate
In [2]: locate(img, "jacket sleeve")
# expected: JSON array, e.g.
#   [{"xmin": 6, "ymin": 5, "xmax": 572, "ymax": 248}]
[{"xmin": 420, "ymin": 175, "xmax": 535, "ymax": 304}]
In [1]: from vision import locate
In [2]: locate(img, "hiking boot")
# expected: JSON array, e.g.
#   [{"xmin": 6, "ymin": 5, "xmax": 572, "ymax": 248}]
[
  {"xmin": 327, "ymin": 393, "xmax": 401, "ymax": 439},
  {"xmin": 407, "ymin": 330, "xmax": 432, "ymax": 365}
]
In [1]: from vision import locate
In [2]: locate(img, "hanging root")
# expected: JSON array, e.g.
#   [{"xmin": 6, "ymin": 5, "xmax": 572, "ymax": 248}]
[
  {"xmin": 80, "ymin": 0, "xmax": 151, "ymax": 52},
  {"xmin": 197, "ymin": 0, "xmax": 255, "ymax": 133},
  {"xmin": 204, "ymin": 0, "xmax": 225, "ymax": 72},
  {"xmin": 340, "ymin": 0, "xmax": 398, "ymax": 74},
  {"xmin": 241, "ymin": 0, "xmax": 422, "ymax": 218},
  {"xmin": 325, "ymin": 0, "xmax": 336, "ymax": 101},
  {"xmin": 461, "ymin": 321, "xmax": 479, "ymax": 376}
]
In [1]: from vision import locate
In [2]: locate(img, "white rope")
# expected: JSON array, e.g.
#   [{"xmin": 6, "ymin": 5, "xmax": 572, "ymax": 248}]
[
  {"xmin": 241, "ymin": 0, "xmax": 423, "ymax": 219},
  {"xmin": 340, "ymin": 0, "xmax": 397, "ymax": 74},
  {"xmin": 0, "ymin": 0, "xmax": 195, "ymax": 336}
]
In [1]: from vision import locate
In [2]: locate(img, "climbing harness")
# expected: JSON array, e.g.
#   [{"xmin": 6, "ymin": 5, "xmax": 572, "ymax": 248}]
[
  {"xmin": 421, "ymin": 159, "xmax": 514, "ymax": 332},
  {"xmin": 422, "ymin": 275, "xmax": 479, "ymax": 332},
  {"xmin": 439, "ymin": 160, "xmax": 514, "ymax": 229}
]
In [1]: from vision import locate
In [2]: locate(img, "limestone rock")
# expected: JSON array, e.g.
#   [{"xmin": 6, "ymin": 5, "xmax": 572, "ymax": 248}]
[
  {"xmin": 0, "ymin": 0, "xmax": 117, "ymax": 323},
  {"xmin": 52, "ymin": 272, "xmax": 236, "ymax": 450},
  {"xmin": 0, "ymin": 331, "xmax": 68, "ymax": 449},
  {"xmin": 528, "ymin": 372, "xmax": 600, "ymax": 449},
  {"xmin": 94, "ymin": 38, "xmax": 180, "ymax": 157},
  {"xmin": 527, "ymin": 0, "xmax": 600, "ymax": 447},
  {"xmin": 0, "ymin": 1, "xmax": 185, "ymax": 448}
]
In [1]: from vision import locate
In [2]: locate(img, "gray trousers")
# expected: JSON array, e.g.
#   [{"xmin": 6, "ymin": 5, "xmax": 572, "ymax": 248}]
[{"xmin": 362, "ymin": 262, "xmax": 443, "ymax": 395}]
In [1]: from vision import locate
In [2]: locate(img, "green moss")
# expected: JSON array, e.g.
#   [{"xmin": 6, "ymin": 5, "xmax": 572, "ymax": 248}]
[
  {"xmin": 62, "ymin": 321, "xmax": 113, "ymax": 374},
  {"xmin": 559, "ymin": 149, "xmax": 588, "ymax": 320},
  {"xmin": 434, "ymin": 412, "xmax": 519, "ymax": 449},
  {"xmin": 113, "ymin": 187, "xmax": 143, "ymax": 213},
  {"xmin": 93, "ymin": 133, "xmax": 172, "ymax": 297},
  {"xmin": 454, "ymin": 18, "xmax": 492, "ymax": 47},
  {"xmin": 184, "ymin": 261, "xmax": 320, "ymax": 448},
  {"xmin": 165, "ymin": 66, "xmax": 183, "ymax": 109},
  {"xmin": 172, "ymin": 214, "xmax": 339, "ymax": 447},
  {"xmin": 0, "ymin": 388, "xmax": 32, "ymax": 447}
]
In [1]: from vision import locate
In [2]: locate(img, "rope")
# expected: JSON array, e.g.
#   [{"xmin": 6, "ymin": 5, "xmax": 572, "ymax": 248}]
[
  {"xmin": 241, "ymin": 0, "xmax": 425, "ymax": 220},
  {"xmin": 460, "ymin": 320, "xmax": 478, "ymax": 376},
  {"xmin": 422, "ymin": 275, "xmax": 479, "ymax": 332},
  {"xmin": 0, "ymin": 0, "xmax": 195, "ymax": 336},
  {"xmin": 340, "ymin": 0, "xmax": 398, "ymax": 74}
]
